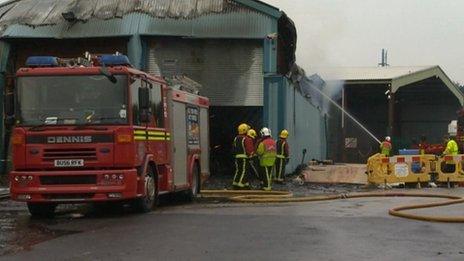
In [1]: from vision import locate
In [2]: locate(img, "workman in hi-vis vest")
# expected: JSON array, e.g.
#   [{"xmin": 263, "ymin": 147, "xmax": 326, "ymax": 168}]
[
  {"xmin": 380, "ymin": 136, "xmax": 392, "ymax": 156},
  {"xmin": 275, "ymin": 129, "xmax": 290, "ymax": 183},
  {"xmin": 442, "ymin": 135, "xmax": 459, "ymax": 173},
  {"xmin": 232, "ymin": 123, "xmax": 254, "ymax": 189},
  {"xmin": 256, "ymin": 127, "xmax": 277, "ymax": 191}
]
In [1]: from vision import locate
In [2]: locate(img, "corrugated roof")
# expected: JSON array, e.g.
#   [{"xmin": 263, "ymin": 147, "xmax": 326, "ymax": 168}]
[
  {"xmin": 315, "ymin": 65, "xmax": 464, "ymax": 106},
  {"xmin": 317, "ymin": 66, "xmax": 435, "ymax": 81},
  {"xmin": 0, "ymin": 0, "xmax": 280, "ymax": 38},
  {"xmin": 0, "ymin": 0, "xmax": 279, "ymax": 27}
]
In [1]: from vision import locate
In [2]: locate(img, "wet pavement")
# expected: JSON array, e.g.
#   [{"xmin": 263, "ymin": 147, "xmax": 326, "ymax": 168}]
[
  {"xmin": 0, "ymin": 193, "xmax": 209, "ymax": 258},
  {"xmin": 0, "ymin": 200, "xmax": 81, "ymax": 256},
  {"xmin": 203, "ymin": 174, "xmax": 369, "ymax": 196},
  {"xmin": 1, "ymin": 181, "xmax": 464, "ymax": 260}
]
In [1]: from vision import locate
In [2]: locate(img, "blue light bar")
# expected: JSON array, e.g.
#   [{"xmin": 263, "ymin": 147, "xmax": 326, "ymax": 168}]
[
  {"xmin": 99, "ymin": 55, "xmax": 131, "ymax": 66},
  {"xmin": 26, "ymin": 56, "xmax": 59, "ymax": 67}
]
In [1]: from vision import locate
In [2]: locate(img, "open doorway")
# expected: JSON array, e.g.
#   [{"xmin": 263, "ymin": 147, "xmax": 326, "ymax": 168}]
[{"xmin": 209, "ymin": 106, "xmax": 263, "ymax": 176}]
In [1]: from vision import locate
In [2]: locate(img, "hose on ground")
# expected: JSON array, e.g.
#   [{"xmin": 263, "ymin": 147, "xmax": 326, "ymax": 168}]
[{"xmin": 199, "ymin": 190, "xmax": 464, "ymax": 223}]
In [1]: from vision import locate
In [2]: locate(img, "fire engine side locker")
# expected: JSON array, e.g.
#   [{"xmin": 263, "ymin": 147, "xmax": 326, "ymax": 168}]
[
  {"xmin": 171, "ymin": 99, "xmax": 188, "ymax": 187},
  {"xmin": 199, "ymin": 107, "xmax": 209, "ymax": 179}
]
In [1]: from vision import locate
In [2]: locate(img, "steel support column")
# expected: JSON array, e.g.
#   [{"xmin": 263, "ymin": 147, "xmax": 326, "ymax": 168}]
[{"xmin": 388, "ymin": 92, "xmax": 395, "ymax": 136}]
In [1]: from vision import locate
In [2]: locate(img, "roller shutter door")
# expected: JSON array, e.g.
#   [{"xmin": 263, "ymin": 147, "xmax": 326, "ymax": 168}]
[{"xmin": 147, "ymin": 38, "xmax": 263, "ymax": 106}]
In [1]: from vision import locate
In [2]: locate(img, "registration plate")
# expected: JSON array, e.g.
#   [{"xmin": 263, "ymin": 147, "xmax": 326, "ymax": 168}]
[{"xmin": 54, "ymin": 159, "xmax": 84, "ymax": 167}]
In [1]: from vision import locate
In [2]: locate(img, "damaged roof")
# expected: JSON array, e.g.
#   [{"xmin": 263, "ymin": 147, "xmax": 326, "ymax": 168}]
[
  {"xmin": 0, "ymin": 0, "xmax": 282, "ymax": 39},
  {"xmin": 0, "ymin": 0, "xmax": 280, "ymax": 27}
]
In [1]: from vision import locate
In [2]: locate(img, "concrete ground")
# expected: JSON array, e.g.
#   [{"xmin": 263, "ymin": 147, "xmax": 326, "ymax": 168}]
[{"xmin": 1, "ymin": 187, "xmax": 464, "ymax": 261}]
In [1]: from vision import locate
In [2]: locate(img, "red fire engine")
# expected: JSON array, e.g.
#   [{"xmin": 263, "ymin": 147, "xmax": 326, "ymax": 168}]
[{"xmin": 9, "ymin": 54, "xmax": 210, "ymax": 217}]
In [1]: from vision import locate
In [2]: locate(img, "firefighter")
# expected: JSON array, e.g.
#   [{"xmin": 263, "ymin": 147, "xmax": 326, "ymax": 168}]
[
  {"xmin": 380, "ymin": 136, "xmax": 392, "ymax": 156},
  {"xmin": 232, "ymin": 123, "xmax": 253, "ymax": 189},
  {"xmin": 442, "ymin": 135, "xmax": 459, "ymax": 173},
  {"xmin": 256, "ymin": 127, "xmax": 277, "ymax": 191},
  {"xmin": 275, "ymin": 129, "xmax": 290, "ymax": 183},
  {"xmin": 247, "ymin": 129, "xmax": 260, "ymax": 180}
]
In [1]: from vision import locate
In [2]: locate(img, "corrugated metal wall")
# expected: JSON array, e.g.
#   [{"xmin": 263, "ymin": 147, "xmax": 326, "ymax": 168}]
[
  {"xmin": 147, "ymin": 38, "xmax": 263, "ymax": 106},
  {"xmin": 397, "ymin": 79, "xmax": 461, "ymax": 146},
  {"xmin": 265, "ymin": 76, "xmax": 327, "ymax": 172},
  {"xmin": 284, "ymin": 79, "xmax": 326, "ymax": 170}
]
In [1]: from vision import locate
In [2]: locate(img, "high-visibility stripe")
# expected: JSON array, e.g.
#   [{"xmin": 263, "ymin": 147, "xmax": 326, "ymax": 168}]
[
  {"xmin": 277, "ymin": 158, "xmax": 284, "ymax": 180},
  {"xmin": 148, "ymin": 131, "xmax": 165, "ymax": 136},
  {"xmin": 233, "ymin": 159, "xmax": 239, "ymax": 184},
  {"xmin": 239, "ymin": 159, "xmax": 246, "ymax": 184},
  {"xmin": 148, "ymin": 137, "xmax": 166, "ymax": 141},
  {"xmin": 134, "ymin": 130, "xmax": 171, "ymax": 141},
  {"xmin": 134, "ymin": 130, "xmax": 146, "ymax": 135}
]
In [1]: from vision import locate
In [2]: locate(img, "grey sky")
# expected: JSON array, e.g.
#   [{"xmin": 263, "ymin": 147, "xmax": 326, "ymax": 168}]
[{"xmin": 263, "ymin": 0, "xmax": 464, "ymax": 83}]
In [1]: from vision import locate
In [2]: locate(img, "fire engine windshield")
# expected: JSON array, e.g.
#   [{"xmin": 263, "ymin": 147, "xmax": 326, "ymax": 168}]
[{"xmin": 16, "ymin": 75, "xmax": 128, "ymax": 126}]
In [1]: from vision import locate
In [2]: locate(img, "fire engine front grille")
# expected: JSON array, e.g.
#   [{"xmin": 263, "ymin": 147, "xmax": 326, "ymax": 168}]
[
  {"xmin": 40, "ymin": 175, "xmax": 97, "ymax": 185},
  {"xmin": 42, "ymin": 148, "xmax": 97, "ymax": 162},
  {"xmin": 43, "ymin": 193, "xmax": 95, "ymax": 200}
]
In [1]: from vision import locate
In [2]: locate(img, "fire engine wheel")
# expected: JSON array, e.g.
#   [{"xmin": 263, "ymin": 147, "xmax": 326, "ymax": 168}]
[
  {"xmin": 186, "ymin": 163, "xmax": 200, "ymax": 201},
  {"xmin": 133, "ymin": 167, "xmax": 158, "ymax": 213},
  {"xmin": 27, "ymin": 203, "xmax": 57, "ymax": 218}
]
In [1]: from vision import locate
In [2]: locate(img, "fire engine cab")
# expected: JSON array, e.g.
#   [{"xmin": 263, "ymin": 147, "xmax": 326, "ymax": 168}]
[{"xmin": 9, "ymin": 54, "xmax": 210, "ymax": 217}]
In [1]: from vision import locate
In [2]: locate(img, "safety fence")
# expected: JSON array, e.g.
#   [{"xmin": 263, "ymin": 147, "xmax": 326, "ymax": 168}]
[{"xmin": 367, "ymin": 153, "xmax": 464, "ymax": 187}]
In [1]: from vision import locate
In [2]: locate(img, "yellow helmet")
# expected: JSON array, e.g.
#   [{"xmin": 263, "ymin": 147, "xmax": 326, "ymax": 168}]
[
  {"xmin": 247, "ymin": 129, "xmax": 257, "ymax": 139},
  {"xmin": 238, "ymin": 123, "xmax": 249, "ymax": 135},
  {"xmin": 280, "ymin": 129, "xmax": 289, "ymax": 139}
]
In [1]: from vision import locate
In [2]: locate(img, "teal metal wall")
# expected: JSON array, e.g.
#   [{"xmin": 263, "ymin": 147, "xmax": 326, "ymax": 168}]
[
  {"xmin": 264, "ymin": 76, "xmax": 327, "ymax": 172},
  {"xmin": 285, "ymin": 79, "xmax": 327, "ymax": 170}
]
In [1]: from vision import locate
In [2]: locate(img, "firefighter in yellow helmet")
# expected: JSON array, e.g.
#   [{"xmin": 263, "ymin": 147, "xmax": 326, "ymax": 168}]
[
  {"xmin": 275, "ymin": 129, "xmax": 290, "ymax": 183},
  {"xmin": 232, "ymin": 123, "xmax": 253, "ymax": 189},
  {"xmin": 246, "ymin": 129, "xmax": 260, "ymax": 179}
]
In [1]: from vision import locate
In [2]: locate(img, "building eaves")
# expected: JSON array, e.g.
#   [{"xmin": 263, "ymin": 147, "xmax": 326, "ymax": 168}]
[
  {"xmin": 317, "ymin": 66, "xmax": 435, "ymax": 82},
  {"xmin": 390, "ymin": 65, "xmax": 463, "ymax": 105},
  {"xmin": 318, "ymin": 65, "xmax": 463, "ymax": 106},
  {"xmin": 1, "ymin": 10, "xmax": 275, "ymax": 39},
  {"xmin": 234, "ymin": 0, "xmax": 281, "ymax": 18}
]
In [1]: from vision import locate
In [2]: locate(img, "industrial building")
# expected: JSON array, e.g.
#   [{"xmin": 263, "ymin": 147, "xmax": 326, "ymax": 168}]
[
  {"xmin": 0, "ymin": 0, "xmax": 326, "ymax": 174},
  {"xmin": 320, "ymin": 66, "xmax": 463, "ymax": 163}
]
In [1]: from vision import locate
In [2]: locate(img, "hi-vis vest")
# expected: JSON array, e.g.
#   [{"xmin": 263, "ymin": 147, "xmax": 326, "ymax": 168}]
[
  {"xmin": 380, "ymin": 141, "xmax": 392, "ymax": 156},
  {"xmin": 257, "ymin": 137, "xmax": 277, "ymax": 167},
  {"xmin": 233, "ymin": 135, "xmax": 247, "ymax": 159},
  {"xmin": 445, "ymin": 140, "xmax": 459, "ymax": 156}
]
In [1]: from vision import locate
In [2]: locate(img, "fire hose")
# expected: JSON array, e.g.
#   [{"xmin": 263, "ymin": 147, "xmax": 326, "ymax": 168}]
[{"xmin": 199, "ymin": 190, "xmax": 464, "ymax": 223}]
